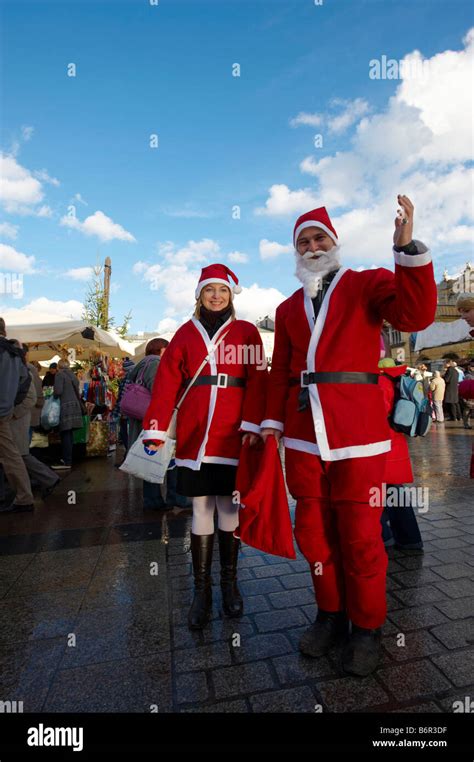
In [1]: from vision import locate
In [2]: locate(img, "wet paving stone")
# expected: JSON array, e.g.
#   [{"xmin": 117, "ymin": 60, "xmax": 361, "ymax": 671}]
[
  {"xmin": 377, "ymin": 660, "xmax": 452, "ymax": 701},
  {"xmin": 381, "ymin": 629, "xmax": 447, "ymax": 661},
  {"xmin": 211, "ymin": 662, "xmax": 275, "ymax": 700},
  {"xmin": 272, "ymin": 652, "xmax": 336, "ymax": 683},
  {"xmin": 176, "ymin": 671, "xmax": 209, "ymax": 703},
  {"xmin": 0, "ymin": 637, "xmax": 66, "ymax": 712},
  {"xmin": 1, "ymin": 429, "xmax": 472, "ymax": 712},
  {"xmin": 232, "ymin": 633, "xmax": 293, "ymax": 663},
  {"xmin": 432, "ymin": 649, "xmax": 474, "ymax": 687},
  {"xmin": 249, "ymin": 686, "xmax": 319, "ymax": 713},
  {"xmin": 430, "ymin": 619, "xmax": 474, "ymax": 649},
  {"xmin": 44, "ymin": 653, "xmax": 172, "ymax": 712},
  {"xmin": 317, "ymin": 675, "xmax": 389, "ymax": 712},
  {"xmin": 387, "ymin": 605, "xmax": 449, "ymax": 631}
]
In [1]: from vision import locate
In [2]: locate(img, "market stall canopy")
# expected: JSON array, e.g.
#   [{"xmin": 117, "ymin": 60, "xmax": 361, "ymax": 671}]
[
  {"xmin": 414, "ymin": 319, "xmax": 471, "ymax": 352},
  {"xmin": 5, "ymin": 320, "xmax": 137, "ymax": 361}
]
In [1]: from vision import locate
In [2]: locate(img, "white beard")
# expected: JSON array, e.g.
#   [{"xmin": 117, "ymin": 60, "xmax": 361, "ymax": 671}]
[{"xmin": 294, "ymin": 244, "xmax": 342, "ymax": 297}]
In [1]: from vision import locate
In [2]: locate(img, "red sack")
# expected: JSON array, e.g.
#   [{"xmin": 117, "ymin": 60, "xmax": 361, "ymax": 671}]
[{"xmin": 235, "ymin": 436, "xmax": 296, "ymax": 559}]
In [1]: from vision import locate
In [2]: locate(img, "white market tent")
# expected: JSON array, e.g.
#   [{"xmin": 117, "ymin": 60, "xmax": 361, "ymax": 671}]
[{"xmin": 6, "ymin": 320, "xmax": 138, "ymax": 363}]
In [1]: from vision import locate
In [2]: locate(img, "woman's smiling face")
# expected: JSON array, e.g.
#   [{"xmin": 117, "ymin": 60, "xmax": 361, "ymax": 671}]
[{"xmin": 201, "ymin": 283, "xmax": 231, "ymax": 311}]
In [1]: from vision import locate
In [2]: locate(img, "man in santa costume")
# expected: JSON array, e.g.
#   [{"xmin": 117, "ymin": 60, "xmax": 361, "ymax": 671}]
[{"xmin": 261, "ymin": 196, "xmax": 437, "ymax": 675}]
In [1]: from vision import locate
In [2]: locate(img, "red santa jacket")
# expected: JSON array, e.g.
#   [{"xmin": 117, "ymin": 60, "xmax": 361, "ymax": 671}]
[
  {"xmin": 142, "ymin": 316, "xmax": 267, "ymax": 470},
  {"xmin": 262, "ymin": 243, "xmax": 437, "ymax": 461},
  {"xmin": 378, "ymin": 366, "xmax": 413, "ymax": 484}
]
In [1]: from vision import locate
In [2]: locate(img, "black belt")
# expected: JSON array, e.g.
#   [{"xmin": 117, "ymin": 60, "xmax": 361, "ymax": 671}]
[
  {"xmin": 290, "ymin": 371, "xmax": 379, "ymax": 387},
  {"xmin": 185, "ymin": 374, "xmax": 246, "ymax": 389}
]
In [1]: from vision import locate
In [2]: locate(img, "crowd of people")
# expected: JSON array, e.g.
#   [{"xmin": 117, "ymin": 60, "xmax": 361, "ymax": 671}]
[{"xmin": 1, "ymin": 195, "xmax": 473, "ymax": 679}]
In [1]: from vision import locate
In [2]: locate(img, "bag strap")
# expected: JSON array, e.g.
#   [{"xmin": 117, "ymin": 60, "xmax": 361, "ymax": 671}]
[{"xmin": 175, "ymin": 327, "xmax": 231, "ymax": 412}]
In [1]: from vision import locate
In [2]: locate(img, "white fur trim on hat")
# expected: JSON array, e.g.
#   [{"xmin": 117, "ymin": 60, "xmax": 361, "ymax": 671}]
[
  {"xmin": 294, "ymin": 220, "xmax": 338, "ymax": 247},
  {"xmin": 195, "ymin": 278, "xmax": 241, "ymax": 299}
]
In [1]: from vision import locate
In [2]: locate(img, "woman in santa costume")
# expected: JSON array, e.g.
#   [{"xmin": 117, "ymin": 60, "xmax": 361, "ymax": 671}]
[
  {"xmin": 261, "ymin": 196, "xmax": 437, "ymax": 676},
  {"xmin": 142, "ymin": 264, "xmax": 267, "ymax": 630}
]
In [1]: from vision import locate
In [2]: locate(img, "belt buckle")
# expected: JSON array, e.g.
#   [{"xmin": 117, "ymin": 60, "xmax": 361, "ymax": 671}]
[
  {"xmin": 217, "ymin": 372, "xmax": 228, "ymax": 388},
  {"xmin": 300, "ymin": 370, "xmax": 309, "ymax": 387}
]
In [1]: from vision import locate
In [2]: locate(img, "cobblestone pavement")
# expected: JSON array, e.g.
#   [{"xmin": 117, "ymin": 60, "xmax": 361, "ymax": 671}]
[{"xmin": 0, "ymin": 422, "xmax": 473, "ymax": 713}]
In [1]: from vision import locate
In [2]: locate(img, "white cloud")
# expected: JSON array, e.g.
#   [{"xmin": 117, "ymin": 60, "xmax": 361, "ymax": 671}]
[
  {"xmin": 255, "ymin": 184, "xmax": 320, "ymax": 216},
  {"xmin": 259, "ymin": 239, "xmax": 293, "ymax": 260},
  {"xmin": 290, "ymin": 112, "xmax": 323, "ymax": 128},
  {"xmin": 63, "ymin": 267, "xmax": 94, "ymax": 281},
  {"xmin": 327, "ymin": 98, "xmax": 370, "ymax": 134},
  {"xmin": 156, "ymin": 317, "xmax": 180, "ymax": 333},
  {"xmin": 228, "ymin": 251, "xmax": 249, "ymax": 264},
  {"xmin": 0, "ymin": 153, "xmax": 44, "ymax": 212},
  {"xmin": 0, "ymin": 297, "xmax": 83, "ymax": 325},
  {"xmin": 234, "ymin": 284, "xmax": 286, "ymax": 322},
  {"xmin": 36, "ymin": 205, "xmax": 54, "ymax": 218},
  {"xmin": 21, "ymin": 125, "xmax": 34, "ymax": 142},
  {"xmin": 134, "ymin": 238, "xmax": 285, "ymax": 327},
  {"xmin": 290, "ymin": 99, "xmax": 370, "ymax": 134},
  {"xmin": 260, "ymin": 29, "xmax": 474, "ymax": 266},
  {"xmin": 34, "ymin": 169, "xmax": 60, "ymax": 187},
  {"xmin": 60, "ymin": 210, "xmax": 136, "ymax": 243},
  {"xmin": 0, "ymin": 243, "xmax": 35, "ymax": 273},
  {"xmin": 0, "ymin": 222, "xmax": 19, "ymax": 239}
]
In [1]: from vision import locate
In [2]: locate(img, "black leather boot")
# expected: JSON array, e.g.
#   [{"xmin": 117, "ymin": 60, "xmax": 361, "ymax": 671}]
[
  {"xmin": 218, "ymin": 529, "xmax": 243, "ymax": 618},
  {"xmin": 188, "ymin": 532, "xmax": 214, "ymax": 630},
  {"xmin": 299, "ymin": 609, "xmax": 349, "ymax": 657},
  {"xmin": 342, "ymin": 624, "xmax": 382, "ymax": 676}
]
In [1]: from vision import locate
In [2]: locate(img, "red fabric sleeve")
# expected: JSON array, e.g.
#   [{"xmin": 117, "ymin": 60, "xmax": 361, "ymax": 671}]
[
  {"xmin": 367, "ymin": 257, "xmax": 437, "ymax": 332},
  {"xmin": 142, "ymin": 335, "xmax": 185, "ymax": 439}
]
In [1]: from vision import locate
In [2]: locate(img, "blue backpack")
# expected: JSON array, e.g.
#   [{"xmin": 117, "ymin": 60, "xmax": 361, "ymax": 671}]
[{"xmin": 390, "ymin": 375, "xmax": 432, "ymax": 437}]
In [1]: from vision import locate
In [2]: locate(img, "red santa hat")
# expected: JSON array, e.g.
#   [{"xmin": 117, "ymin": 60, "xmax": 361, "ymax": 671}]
[
  {"xmin": 293, "ymin": 206, "xmax": 338, "ymax": 248},
  {"xmin": 195, "ymin": 263, "xmax": 242, "ymax": 299}
]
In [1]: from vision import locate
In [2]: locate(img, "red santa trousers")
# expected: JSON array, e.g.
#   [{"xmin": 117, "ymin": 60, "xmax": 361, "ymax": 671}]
[{"xmin": 285, "ymin": 448, "xmax": 388, "ymax": 629}]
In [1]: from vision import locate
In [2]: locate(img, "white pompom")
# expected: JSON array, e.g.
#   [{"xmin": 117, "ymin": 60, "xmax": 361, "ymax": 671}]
[{"xmin": 233, "ymin": 284, "xmax": 242, "ymax": 294}]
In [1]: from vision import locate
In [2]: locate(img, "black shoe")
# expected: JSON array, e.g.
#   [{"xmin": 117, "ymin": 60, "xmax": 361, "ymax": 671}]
[
  {"xmin": 0, "ymin": 502, "xmax": 34, "ymax": 514},
  {"xmin": 342, "ymin": 625, "xmax": 382, "ymax": 676},
  {"xmin": 188, "ymin": 532, "xmax": 214, "ymax": 630},
  {"xmin": 218, "ymin": 529, "xmax": 243, "ymax": 618},
  {"xmin": 41, "ymin": 479, "xmax": 60, "ymax": 500},
  {"xmin": 299, "ymin": 610, "xmax": 349, "ymax": 657},
  {"xmin": 394, "ymin": 543, "xmax": 424, "ymax": 556},
  {"xmin": 51, "ymin": 460, "xmax": 71, "ymax": 470}
]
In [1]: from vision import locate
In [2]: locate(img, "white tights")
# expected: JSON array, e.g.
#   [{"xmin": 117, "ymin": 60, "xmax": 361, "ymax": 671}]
[{"xmin": 192, "ymin": 495, "xmax": 239, "ymax": 535}]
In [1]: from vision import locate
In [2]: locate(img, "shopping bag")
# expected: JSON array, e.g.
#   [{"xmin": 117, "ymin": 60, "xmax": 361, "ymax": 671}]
[
  {"xmin": 40, "ymin": 397, "xmax": 61, "ymax": 430},
  {"xmin": 30, "ymin": 431, "xmax": 49, "ymax": 449},
  {"xmin": 73, "ymin": 415, "xmax": 90, "ymax": 445},
  {"xmin": 120, "ymin": 429, "xmax": 176, "ymax": 484},
  {"xmin": 86, "ymin": 419, "xmax": 109, "ymax": 457}
]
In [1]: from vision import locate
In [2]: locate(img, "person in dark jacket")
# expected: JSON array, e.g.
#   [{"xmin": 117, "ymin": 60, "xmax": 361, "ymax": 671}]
[
  {"xmin": 51, "ymin": 359, "xmax": 83, "ymax": 470},
  {"xmin": 127, "ymin": 338, "xmax": 188, "ymax": 510},
  {"xmin": 42, "ymin": 362, "xmax": 58, "ymax": 388},
  {"xmin": 443, "ymin": 360, "xmax": 461, "ymax": 421},
  {"xmin": 0, "ymin": 318, "xmax": 34, "ymax": 512}
]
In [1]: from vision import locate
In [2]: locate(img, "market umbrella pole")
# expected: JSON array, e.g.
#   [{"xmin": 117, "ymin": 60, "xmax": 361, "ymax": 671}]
[{"xmin": 104, "ymin": 256, "xmax": 112, "ymax": 328}]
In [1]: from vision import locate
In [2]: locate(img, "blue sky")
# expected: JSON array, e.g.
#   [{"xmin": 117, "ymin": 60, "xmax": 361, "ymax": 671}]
[{"xmin": 1, "ymin": 0, "xmax": 473, "ymax": 334}]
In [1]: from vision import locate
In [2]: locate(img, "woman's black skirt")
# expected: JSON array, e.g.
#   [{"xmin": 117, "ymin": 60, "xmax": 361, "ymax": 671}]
[{"xmin": 176, "ymin": 463, "xmax": 237, "ymax": 497}]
